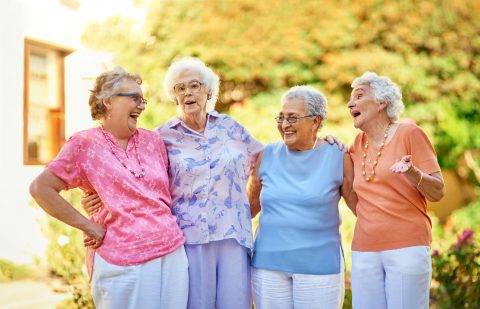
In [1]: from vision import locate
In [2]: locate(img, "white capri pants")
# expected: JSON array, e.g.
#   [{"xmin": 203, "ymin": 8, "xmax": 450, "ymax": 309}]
[
  {"xmin": 351, "ymin": 246, "xmax": 431, "ymax": 309},
  {"xmin": 252, "ymin": 252, "xmax": 345, "ymax": 309},
  {"xmin": 91, "ymin": 246, "xmax": 189, "ymax": 309}
]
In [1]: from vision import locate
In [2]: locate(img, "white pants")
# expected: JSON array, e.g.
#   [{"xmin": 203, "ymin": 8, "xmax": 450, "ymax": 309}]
[
  {"xmin": 351, "ymin": 246, "xmax": 431, "ymax": 309},
  {"xmin": 252, "ymin": 254, "xmax": 345, "ymax": 309},
  {"xmin": 91, "ymin": 246, "xmax": 189, "ymax": 309}
]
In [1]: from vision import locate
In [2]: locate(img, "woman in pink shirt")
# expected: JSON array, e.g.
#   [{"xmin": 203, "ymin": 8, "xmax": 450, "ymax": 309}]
[
  {"xmin": 29, "ymin": 67, "xmax": 188, "ymax": 309},
  {"xmin": 347, "ymin": 72, "xmax": 445, "ymax": 309}
]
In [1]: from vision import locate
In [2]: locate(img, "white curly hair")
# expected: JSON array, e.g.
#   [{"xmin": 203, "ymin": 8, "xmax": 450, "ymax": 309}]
[
  {"xmin": 351, "ymin": 72, "xmax": 404, "ymax": 121},
  {"xmin": 163, "ymin": 57, "xmax": 220, "ymax": 112}
]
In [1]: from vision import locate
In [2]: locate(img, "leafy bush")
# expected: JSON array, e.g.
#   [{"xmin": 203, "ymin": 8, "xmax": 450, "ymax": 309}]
[
  {"xmin": 39, "ymin": 189, "xmax": 94, "ymax": 309},
  {"xmin": 83, "ymin": 0, "xmax": 480, "ymax": 170},
  {"xmin": 431, "ymin": 229, "xmax": 480, "ymax": 308},
  {"xmin": 0, "ymin": 258, "xmax": 32, "ymax": 282},
  {"xmin": 449, "ymin": 198, "xmax": 480, "ymax": 235}
]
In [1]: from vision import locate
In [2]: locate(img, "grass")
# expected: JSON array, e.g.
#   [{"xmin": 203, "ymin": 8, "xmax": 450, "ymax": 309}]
[{"xmin": 0, "ymin": 258, "xmax": 33, "ymax": 282}]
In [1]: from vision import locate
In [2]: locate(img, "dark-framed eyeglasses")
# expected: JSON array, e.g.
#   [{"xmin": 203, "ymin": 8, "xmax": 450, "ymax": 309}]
[
  {"xmin": 275, "ymin": 115, "xmax": 314, "ymax": 124},
  {"xmin": 173, "ymin": 81, "xmax": 204, "ymax": 96},
  {"xmin": 114, "ymin": 92, "xmax": 148, "ymax": 107}
]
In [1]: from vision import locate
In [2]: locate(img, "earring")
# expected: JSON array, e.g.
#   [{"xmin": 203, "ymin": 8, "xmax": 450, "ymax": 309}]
[
  {"xmin": 107, "ymin": 113, "xmax": 111, "ymax": 120},
  {"xmin": 207, "ymin": 94, "xmax": 212, "ymax": 100}
]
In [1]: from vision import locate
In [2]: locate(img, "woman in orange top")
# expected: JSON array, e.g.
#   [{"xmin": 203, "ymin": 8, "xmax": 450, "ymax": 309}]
[{"xmin": 347, "ymin": 72, "xmax": 445, "ymax": 309}]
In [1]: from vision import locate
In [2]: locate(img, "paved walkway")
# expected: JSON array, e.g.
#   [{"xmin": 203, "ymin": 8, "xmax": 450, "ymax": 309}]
[{"xmin": 0, "ymin": 280, "xmax": 70, "ymax": 309}]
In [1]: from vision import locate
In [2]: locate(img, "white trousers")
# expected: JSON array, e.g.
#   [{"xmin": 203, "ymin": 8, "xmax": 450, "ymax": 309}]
[
  {"xmin": 252, "ymin": 253, "xmax": 345, "ymax": 309},
  {"xmin": 351, "ymin": 246, "xmax": 431, "ymax": 309},
  {"xmin": 91, "ymin": 246, "xmax": 189, "ymax": 309}
]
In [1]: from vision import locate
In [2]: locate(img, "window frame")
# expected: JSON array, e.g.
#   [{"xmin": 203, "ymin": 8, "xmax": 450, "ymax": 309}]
[{"xmin": 23, "ymin": 39, "xmax": 71, "ymax": 165}]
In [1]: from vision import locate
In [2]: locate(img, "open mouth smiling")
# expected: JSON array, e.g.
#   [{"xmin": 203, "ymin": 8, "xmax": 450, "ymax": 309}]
[{"xmin": 129, "ymin": 112, "xmax": 140, "ymax": 121}]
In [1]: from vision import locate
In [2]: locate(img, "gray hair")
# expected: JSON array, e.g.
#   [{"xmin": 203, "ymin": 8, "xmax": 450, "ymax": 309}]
[
  {"xmin": 163, "ymin": 57, "xmax": 220, "ymax": 112},
  {"xmin": 89, "ymin": 66, "xmax": 142, "ymax": 120},
  {"xmin": 281, "ymin": 85, "xmax": 328, "ymax": 123},
  {"xmin": 351, "ymin": 72, "xmax": 404, "ymax": 121}
]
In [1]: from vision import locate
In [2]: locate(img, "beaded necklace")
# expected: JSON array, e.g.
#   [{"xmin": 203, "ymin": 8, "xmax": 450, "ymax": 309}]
[
  {"xmin": 361, "ymin": 123, "xmax": 391, "ymax": 182},
  {"xmin": 100, "ymin": 126, "xmax": 145, "ymax": 179}
]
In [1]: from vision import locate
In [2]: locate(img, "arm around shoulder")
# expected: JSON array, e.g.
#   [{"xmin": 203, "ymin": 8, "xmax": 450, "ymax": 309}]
[
  {"xmin": 247, "ymin": 150, "xmax": 264, "ymax": 218},
  {"xmin": 341, "ymin": 152, "xmax": 357, "ymax": 216}
]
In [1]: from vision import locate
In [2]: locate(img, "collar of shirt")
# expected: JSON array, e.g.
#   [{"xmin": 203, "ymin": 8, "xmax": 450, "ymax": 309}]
[{"xmin": 166, "ymin": 110, "xmax": 220, "ymax": 130}]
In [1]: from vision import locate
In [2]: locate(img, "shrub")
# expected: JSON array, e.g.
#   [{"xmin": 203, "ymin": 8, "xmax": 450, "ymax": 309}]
[
  {"xmin": 431, "ymin": 229, "xmax": 480, "ymax": 308},
  {"xmin": 0, "ymin": 258, "xmax": 32, "ymax": 282},
  {"xmin": 38, "ymin": 189, "xmax": 94, "ymax": 309}
]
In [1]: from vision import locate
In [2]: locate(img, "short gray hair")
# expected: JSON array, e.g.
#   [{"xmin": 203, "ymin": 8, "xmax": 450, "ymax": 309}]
[
  {"xmin": 281, "ymin": 85, "xmax": 328, "ymax": 122},
  {"xmin": 89, "ymin": 66, "xmax": 142, "ymax": 120},
  {"xmin": 163, "ymin": 57, "xmax": 220, "ymax": 112},
  {"xmin": 351, "ymin": 72, "xmax": 404, "ymax": 121}
]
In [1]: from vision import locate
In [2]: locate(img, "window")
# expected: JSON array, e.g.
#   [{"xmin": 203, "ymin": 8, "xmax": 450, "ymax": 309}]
[{"xmin": 24, "ymin": 40, "xmax": 70, "ymax": 165}]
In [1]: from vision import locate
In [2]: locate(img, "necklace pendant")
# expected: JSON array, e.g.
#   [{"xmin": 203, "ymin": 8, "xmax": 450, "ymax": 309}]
[
  {"xmin": 101, "ymin": 126, "xmax": 146, "ymax": 180},
  {"xmin": 361, "ymin": 123, "xmax": 392, "ymax": 184}
]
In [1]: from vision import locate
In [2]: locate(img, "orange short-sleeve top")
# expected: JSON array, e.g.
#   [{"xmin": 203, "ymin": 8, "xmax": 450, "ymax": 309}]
[{"xmin": 350, "ymin": 122, "xmax": 441, "ymax": 252}]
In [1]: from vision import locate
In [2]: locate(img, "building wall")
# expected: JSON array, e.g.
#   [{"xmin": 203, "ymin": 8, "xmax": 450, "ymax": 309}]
[{"xmin": 0, "ymin": 0, "xmax": 109, "ymax": 263}]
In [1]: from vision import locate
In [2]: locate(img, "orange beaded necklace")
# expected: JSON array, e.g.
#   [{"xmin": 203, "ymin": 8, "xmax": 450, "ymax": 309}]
[{"xmin": 361, "ymin": 123, "xmax": 391, "ymax": 182}]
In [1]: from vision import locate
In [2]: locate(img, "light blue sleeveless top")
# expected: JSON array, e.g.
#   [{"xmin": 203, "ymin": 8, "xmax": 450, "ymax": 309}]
[{"xmin": 252, "ymin": 141, "xmax": 344, "ymax": 275}]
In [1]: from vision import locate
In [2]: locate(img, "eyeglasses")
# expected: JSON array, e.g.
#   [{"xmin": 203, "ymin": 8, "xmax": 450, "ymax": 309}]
[
  {"xmin": 275, "ymin": 115, "xmax": 314, "ymax": 124},
  {"xmin": 114, "ymin": 92, "xmax": 148, "ymax": 107},
  {"xmin": 173, "ymin": 81, "xmax": 204, "ymax": 96}
]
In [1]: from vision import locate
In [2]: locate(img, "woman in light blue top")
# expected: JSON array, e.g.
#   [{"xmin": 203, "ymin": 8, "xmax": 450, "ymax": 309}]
[{"xmin": 248, "ymin": 85, "xmax": 357, "ymax": 309}]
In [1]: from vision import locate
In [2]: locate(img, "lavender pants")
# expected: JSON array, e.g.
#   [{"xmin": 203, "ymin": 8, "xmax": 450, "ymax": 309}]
[{"xmin": 185, "ymin": 239, "xmax": 251, "ymax": 309}]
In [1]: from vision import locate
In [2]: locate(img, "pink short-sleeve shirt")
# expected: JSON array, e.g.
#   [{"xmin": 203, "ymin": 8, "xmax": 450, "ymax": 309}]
[{"xmin": 48, "ymin": 128, "xmax": 185, "ymax": 278}]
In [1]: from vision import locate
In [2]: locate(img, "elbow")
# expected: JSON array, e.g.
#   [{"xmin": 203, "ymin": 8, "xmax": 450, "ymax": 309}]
[
  {"xmin": 29, "ymin": 178, "xmax": 41, "ymax": 199},
  {"xmin": 427, "ymin": 184, "xmax": 446, "ymax": 203},
  {"xmin": 437, "ymin": 186, "xmax": 446, "ymax": 202},
  {"xmin": 428, "ymin": 195, "xmax": 443, "ymax": 203}
]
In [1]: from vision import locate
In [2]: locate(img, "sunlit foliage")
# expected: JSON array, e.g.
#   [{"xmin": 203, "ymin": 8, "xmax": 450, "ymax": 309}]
[{"xmin": 83, "ymin": 0, "xmax": 480, "ymax": 170}]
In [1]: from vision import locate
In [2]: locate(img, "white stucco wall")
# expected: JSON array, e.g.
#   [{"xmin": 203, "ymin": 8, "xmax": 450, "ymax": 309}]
[
  {"xmin": 0, "ymin": 0, "xmax": 125, "ymax": 263},
  {"xmin": 0, "ymin": 0, "xmax": 48, "ymax": 264}
]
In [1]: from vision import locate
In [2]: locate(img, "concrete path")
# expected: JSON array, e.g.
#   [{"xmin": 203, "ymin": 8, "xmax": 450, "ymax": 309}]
[{"xmin": 0, "ymin": 280, "xmax": 70, "ymax": 309}]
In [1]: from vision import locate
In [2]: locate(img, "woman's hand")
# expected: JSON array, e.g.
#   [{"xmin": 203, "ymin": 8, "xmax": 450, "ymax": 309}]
[
  {"xmin": 81, "ymin": 193, "xmax": 103, "ymax": 216},
  {"xmin": 390, "ymin": 155, "xmax": 413, "ymax": 173},
  {"xmin": 390, "ymin": 154, "xmax": 445, "ymax": 202},
  {"xmin": 323, "ymin": 135, "xmax": 348, "ymax": 152},
  {"xmin": 83, "ymin": 221, "xmax": 106, "ymax": 249}
]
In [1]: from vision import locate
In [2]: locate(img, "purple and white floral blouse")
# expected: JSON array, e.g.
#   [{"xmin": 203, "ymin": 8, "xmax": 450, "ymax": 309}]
[{"xmin": 157, "ymin": 111, "xmax": 263, "ymax": 248}]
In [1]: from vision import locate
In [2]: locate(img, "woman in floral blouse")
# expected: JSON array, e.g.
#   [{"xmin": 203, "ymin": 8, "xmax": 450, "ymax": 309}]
[
  {"xmin": 157, "ymin": 57, "xmax": 263, "ymax": 309},
  {"xmin": 83, "ymin": 57, "xmax": 263, "ymax": 309}
]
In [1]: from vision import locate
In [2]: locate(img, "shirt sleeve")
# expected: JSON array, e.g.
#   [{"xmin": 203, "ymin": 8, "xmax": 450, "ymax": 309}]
[
  {"xmin": 233, "ymin": 119, "xmax": 264, "ymax": 175},
  {"xmin": 155, "ymin": 131, "xmax": 170, "ymax": 171},
  {"xmin": 47, "ymin": 133, "xmax": 87, "ymax": 190},
  {"xmin": 234, "ymin": 119, "xmax": 264, "ymax": 156},
  {"xmin": 349, "ymin": 132, "xmax": 363, "ymax": 162},
  {"xmin": 405, "ymin": 124, "xmax": 441, "ymax": 175}
]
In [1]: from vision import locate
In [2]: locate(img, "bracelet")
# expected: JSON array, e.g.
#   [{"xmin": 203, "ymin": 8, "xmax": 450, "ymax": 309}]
[{"xmin": 417, "ymin": 171, "xmax": 424, "ymax": 188}]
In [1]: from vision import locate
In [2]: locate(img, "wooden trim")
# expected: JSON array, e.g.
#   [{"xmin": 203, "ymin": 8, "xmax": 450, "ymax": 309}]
[
  {"xmin": 23, "ymin": 39, "xmax": 69, "ymax": 165},
  {"xmin": 57, "ymin": 54, "xmax": 66, "ymax": 149},
  {"xmin": 23, "ymin": 41, "xmax": 30, "ymax": 165},
  {"xmin": 24, "ymin": 38, "xmax": 74, "ymax": 56}
]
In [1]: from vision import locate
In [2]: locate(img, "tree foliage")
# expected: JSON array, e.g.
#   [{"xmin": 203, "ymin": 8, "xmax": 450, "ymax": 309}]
[{"xmin": 82, "ymin": 0, "xmax": 480, "ymax": 169}]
